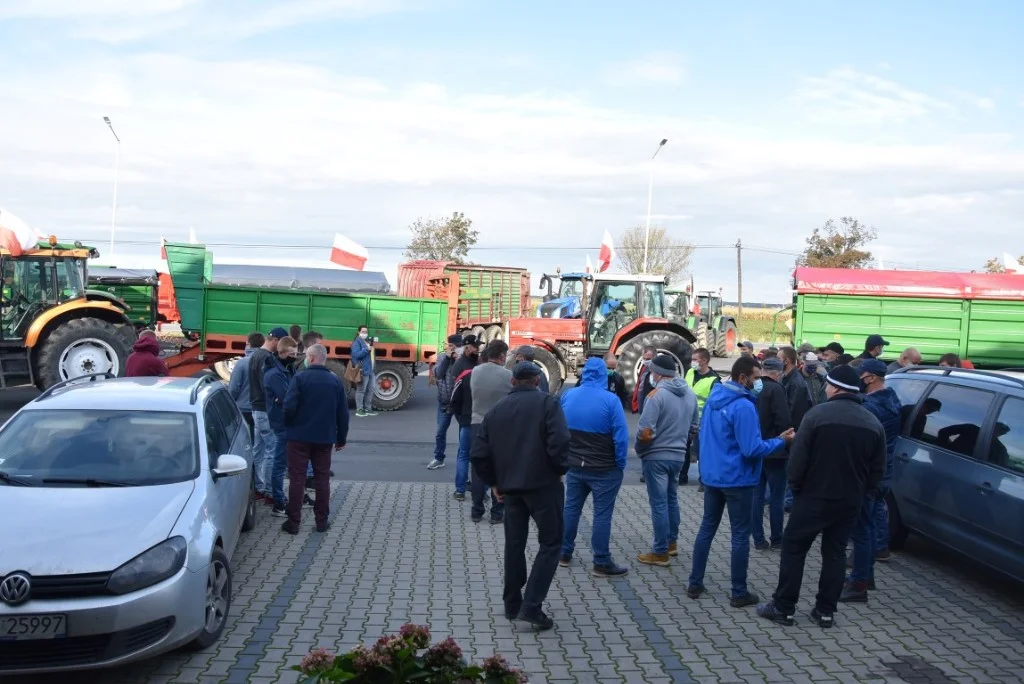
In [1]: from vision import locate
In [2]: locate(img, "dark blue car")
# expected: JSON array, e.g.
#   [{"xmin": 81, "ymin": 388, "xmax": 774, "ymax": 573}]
[{"xmin": 886, "ymin": 367, "xmax": 1024, "ymax": 583}]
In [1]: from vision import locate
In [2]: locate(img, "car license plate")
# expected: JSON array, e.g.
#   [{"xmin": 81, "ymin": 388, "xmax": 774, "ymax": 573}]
[{"xmin": 0, "ymin": 614, "xmax": 67, "ymax": 640}]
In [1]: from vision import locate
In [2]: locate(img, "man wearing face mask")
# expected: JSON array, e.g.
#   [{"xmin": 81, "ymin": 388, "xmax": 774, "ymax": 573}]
[
  {"xmin": 448, "ymin": 336, "xmax": 482, "ymax": 500},
  {"xmin": 684, "ymin": 348, "xmax": 721, "ymax": 486},
  {"xmin": 752, "ymin": 358, "xmax": 792, "ymax": 551},
  {"xmin": 820, "ymin": 342, "xmax": 844, "ymax": 367},
  {"xmin": 686, "ymin": 356, "xmax": 793, "ymax": 606},
  {"xmin": 352, "ymin": 325, "xmax": 376, "ymax": 417},
  {"xmin": 778, "ymin": 347, "xmax": 812, "ymax": 429},
  {"xmin": 800, "ymin": 352, "xmax": 827, "ymax": 406},
  {"xmin": 264, "ymin": 336, "xmax": 299, "ymax": 517},
  {"xmin": 841, "ymin": 359, "xmax": 901, "ymax": 603},
  {"xmin": 631, "ymin": 346, "xmax": 658, "ymax": 414}
]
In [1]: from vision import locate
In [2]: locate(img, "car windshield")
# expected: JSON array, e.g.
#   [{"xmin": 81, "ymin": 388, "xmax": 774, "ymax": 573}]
[{"xmin": 0, "ymin": 410, "xmax": 199, "ymax": 487}]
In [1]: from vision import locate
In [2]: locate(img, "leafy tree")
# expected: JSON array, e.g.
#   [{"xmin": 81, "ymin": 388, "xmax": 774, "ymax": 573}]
[
  {"xmin": 404, "ymin": 212, "xmax": 478, "ymax": 262},
  {"xmin": 799, "ymin": 217, "xmax": 877, "ymax": 268},
  {"xmin": 984, "ymin": 255, "xmax": 1024, "ymax": 273},
  {"xmin": 617, "ymin": 225, "xmax": 694, "ymax": 284}
]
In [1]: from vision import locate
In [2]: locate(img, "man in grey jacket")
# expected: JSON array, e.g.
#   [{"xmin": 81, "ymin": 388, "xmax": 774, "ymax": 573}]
[
  {"xmin": 228, "ymin": 332, "xmax": 264, "ymax": 442},
  {"xmin": 469, "ymin": 341, "xmax": 512, "ymax": 522},
  {"xmin": 635, "ymin": 354, "xmax": 700, "ymax": 566}
]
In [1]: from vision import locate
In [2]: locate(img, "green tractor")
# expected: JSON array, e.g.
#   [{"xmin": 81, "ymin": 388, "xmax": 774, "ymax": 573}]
[{"xmin": 667, "ymin": 288, "xmax": 738, "ymax": 358}]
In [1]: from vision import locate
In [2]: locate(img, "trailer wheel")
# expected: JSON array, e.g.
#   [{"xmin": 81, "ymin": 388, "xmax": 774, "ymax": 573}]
[
  {"xmin": 483, "ymin": 324, "xmax": 503, "ymax": 343},
  {"xmin": 372, "ymin": 362, "xmax": 415, "ymax": 411},
  {"xmin": 617, "ymin": 330, "xmax": 693, "ymax": 395},
  {"xmin": 714, "ymin": 320, "xmax": 737, "ymax": 358},
  {"xmin": 471, "ymin": 325, "xmax": 487, "ymax": 341},
  {"xmin": 36, "ymin": 317, "xmax": 132, "ymax": 389}
]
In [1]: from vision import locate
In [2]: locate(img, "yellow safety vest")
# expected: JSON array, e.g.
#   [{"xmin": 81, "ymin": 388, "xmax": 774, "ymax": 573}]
[{"xmin": 685, "ymin": 368, "xmax": 719, "ymax": 415}]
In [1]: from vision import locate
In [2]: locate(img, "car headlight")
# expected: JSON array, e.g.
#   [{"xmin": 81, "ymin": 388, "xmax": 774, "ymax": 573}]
[{"xmin": 106, "ymin": 537, "xmax": 188, "ymax": 595}]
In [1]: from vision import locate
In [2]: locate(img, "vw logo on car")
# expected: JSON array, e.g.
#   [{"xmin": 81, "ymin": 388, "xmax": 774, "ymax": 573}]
[{"xmin": 0, "ymin": 572, "xmax": 31, "ymax": 606}]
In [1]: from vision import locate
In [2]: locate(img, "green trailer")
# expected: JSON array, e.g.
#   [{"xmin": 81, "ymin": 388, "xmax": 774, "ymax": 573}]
[
  {"xmin": 162, "ymin": 243, "xmax": 447, "ymax": 411},
  {"xmin": 87, "ymin": 267, "xmax": 160, "ymax": 329},
  {"xmin": 793, "ymin": 267, "xmax": 1024, "ymax": 368}
]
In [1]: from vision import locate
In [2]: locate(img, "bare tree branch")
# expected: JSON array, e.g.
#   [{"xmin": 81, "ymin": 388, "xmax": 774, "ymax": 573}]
[{"xmin": 616, "ymin": 225, "xmax": 694, "ymax": 284}]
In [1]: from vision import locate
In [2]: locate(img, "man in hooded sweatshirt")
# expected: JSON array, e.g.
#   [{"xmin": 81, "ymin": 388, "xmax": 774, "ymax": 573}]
[
  {"xmin": 635, "ymin": 354, "xmax": 700, "ymax": 567},
  {"xmin": 126, "ymin": 330, "xmax": 168, "ymax": 377},
  {"xmin": 560, "ymin": 356, "xmax": 630, "ymax": 577},
  {"xmin": 686, "ymin": 356, "xmax": 793, "ymax": 607}
]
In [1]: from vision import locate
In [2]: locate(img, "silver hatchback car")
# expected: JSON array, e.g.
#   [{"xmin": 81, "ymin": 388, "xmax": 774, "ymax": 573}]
[{"xmin": 0, "ymin": 374, "xmax": 256, "ymax": 675}]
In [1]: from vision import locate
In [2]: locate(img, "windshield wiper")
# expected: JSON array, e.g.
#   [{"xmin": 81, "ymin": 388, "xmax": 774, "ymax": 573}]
[
  {"xmin": 0, "ymin": 471, "xmax": 35, "ymax": 486},
  {"xmin": 42, "ymin": 477, "xmax": 132, "ymax": 487}
]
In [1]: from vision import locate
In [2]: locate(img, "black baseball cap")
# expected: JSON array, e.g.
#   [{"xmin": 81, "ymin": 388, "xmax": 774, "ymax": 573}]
[
  {"xmin": 268, "ymin": 327, "xmax": 289, "ymax": 339},
  {"xmin": 865, "ymin": 334, "xmax": 890, "ymax": 348},
  {"xmin": 823, "ymin": 342, "xmax": 845, "ymax": 354}
]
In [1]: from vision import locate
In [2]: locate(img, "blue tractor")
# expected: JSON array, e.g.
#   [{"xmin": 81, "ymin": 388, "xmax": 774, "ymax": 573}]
[{"xmin": 537, "ymin": 272, "xmax": 592, "ymax": 318}]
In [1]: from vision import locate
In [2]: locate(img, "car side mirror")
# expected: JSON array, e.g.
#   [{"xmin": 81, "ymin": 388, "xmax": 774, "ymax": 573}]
[{"xmin": 212, "ymin": 454, "xmax": 248, "ymax": 480}]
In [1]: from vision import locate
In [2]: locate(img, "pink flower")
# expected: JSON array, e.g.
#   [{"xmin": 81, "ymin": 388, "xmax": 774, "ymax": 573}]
[
  {"xmin": 298, "ymin": 647, "xmax": 334, "ymax": 674},
  {"xmin": 399, "ymin": 623, "xmax": 431, "ymax": 649}
]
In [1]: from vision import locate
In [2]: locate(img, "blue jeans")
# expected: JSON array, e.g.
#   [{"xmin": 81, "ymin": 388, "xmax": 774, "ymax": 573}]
[
  {"xmin": 850, "ymin": 492, "xmax": 879, "ymax": 583},
  {"xmin": 455, "ymin": 424, "xmax": 472, "ymax": 493},
  {"xmin": 356, "ymin": 371, "xmax": 374, "ymax": 411},
  {"xmin": 642, "ymin": 460, "xmax": 682, "ymax": 554},
  {"xmin": 434, "ymin": 404, "xmax": 454, "ymax": 462},
  {"xmin": 688, "ymin": 485, "xmax": 755, "ymax": 598},
  {"xmin": 562, "ymin": 468, "xmax": 624, "ymax": 567},
  {"xmin": 753, "ymin": 460, "xmax": 788, "ymax": 546},
  {"xmin": 252, "ymin": 411, "xmax": 275, "ymax": 494},
  {"xmin": 271, "ymin": 428, "xmax": 288, "ymax": 506},
  {"xmin": 873, "ymin": 494, "xmax": 890, "ymax": 552}
]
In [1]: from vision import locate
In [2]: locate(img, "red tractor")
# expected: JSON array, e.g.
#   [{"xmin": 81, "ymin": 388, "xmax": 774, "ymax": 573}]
[{"xmin": 505, "ymin": 273, "xmax": 696, "ymax": 394}]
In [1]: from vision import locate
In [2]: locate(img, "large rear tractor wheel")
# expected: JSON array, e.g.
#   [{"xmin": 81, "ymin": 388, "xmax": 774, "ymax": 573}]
[
  {"xmin": 714, "ymin": 320, "xmax": 737, "ymax": 358},
  {"xmin": 36, "ymin": 317, "xmax": 132, "ymax": 389},
  {"xmin": 372, "ymin": 362, "xmax": 415, "ymax": 411},
  {"xmin": 693, "ymin": 321, "xmax": 709, "ymax": 352},
  {"xmin": 505, "ymin": 347, "xmax": 562, "ymax": 394},
  {"xmin": 616, "ymin": 331, "xmax": 693, "ymax": 395}
]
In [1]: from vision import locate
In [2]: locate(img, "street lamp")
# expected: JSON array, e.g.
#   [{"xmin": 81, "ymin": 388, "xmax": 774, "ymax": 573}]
[
  {"xmin": 642, "ymin": 138, "xmax": 668, "ymax": 273},
  {"xmin": 103, "ymin": 116, "xmax": 120, "ymax": 257}
]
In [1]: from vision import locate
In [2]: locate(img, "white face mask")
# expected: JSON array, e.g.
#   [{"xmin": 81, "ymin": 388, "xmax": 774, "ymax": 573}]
[
  {"xmin": 690, "ymin": 362, "xmax": 699, "ymax": 370},
  {"xmin": 359, "ymin": 331, "xmax": 369, "ymax": 339}
]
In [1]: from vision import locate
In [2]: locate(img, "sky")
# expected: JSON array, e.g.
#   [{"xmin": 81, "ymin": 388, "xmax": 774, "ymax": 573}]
[{"xmin": 1, "ymin": 0, "xmax": 1022, "ymax": 304}]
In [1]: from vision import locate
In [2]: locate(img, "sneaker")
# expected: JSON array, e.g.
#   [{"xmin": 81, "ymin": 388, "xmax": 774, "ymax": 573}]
[
  {"xmin": 639, "ymin": 474, "xmax": 646, "ymax": 483},
  {"xmin": 810, "ymin": 608, "xmax": 834, "ymax": 628},
  {"xmin": 559, "ymin": 554, "xmax": 572, "ymax": 568},
  {"xmin": 770, "ymin": 541, "xmax": 783, "ymax": 551},
  {"xmin": 471, "ymin": 514, "xmax": 483, "ymax": 523},
  {"xmin": 667, "ymin": 542, "xmax": 678, "ymax": 557},
  {"xmin": 516, "ymin": 610, "xmax": 554, "ymax": 632},
  {"xmin": 271, "ymin": 505, "xmax": 287, "ymax": 518},
  {"xmin": 427, "ymin": 459, "xmax": 446, "ymax": 470},
  {"xmin": 489, "ymin": 517, "xmax": 503, "ymax": 525},
  {"xmin": 875, "ymin": 548, "xmax": 891, "ymax": 562},
  {"xmin": 315, "ymin": 521, "xmax": 331, "ymax": 533},
  {"xmin": 281, "ymin": 520, "xmax": 299, "ymax": 535},
  {"xmin": 730, "ymin": 591, "xmax": 760, "ymax": 608},
  {"xmin": 756, "ymin": 601, "xmax": 794, "ymax": 626},
  {"xmin": 453, "ymin": 492, "xmax": 466, "ymax": 501},
  {"xmin": 303, "ymin": 494, "xmax": 315, "ymax": 508},
  {"xmin": 697, "ymin": 484, "xmax": 705, "ymax": 493},
  {"xmin": 636, "ymin": 552, "xmax": 670, "ymax": 567},
  {"xmin": 754, "ymin": 541, "xmax": 770, "ymax": 552},
  {"xmin": 364, "ymin": 410, "xmax": 379, "ymax": 416},
  {"xmin": 592, "ymin": 563, "xmax": 629, "ymax": 578},
  {"xmin": 355, "ymin": 410, "xmax": 367, "ymax": 417},
  {"xmin": 839, "ymin": 581, "xmax": 868, "ymax": 603},
  {"xmin": 685, "ymin": 585, "xmax": 705, "ymax": 599}
]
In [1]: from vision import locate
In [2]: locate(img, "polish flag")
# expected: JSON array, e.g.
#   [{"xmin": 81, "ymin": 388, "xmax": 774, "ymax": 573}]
[
  {"xmin": 330, "ymin": 234, "xmax": 368, "ymax": 271},
  {"xmin": 598, "ymin": 229, "xmax": 615, "ymax": 272},
  {"xmin": 0, "ymin": 207, "xmax": 42, "ymax": 256},
  {"xmin": 585, "ymin": 254, "xmax": 594, "ymax": 274},
  {"xmin": 160, "ymin": 237, "xmax": 167, "ymax": 260}
]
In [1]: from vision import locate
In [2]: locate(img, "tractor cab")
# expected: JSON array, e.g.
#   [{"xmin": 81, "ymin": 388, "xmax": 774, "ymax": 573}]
[
  {"xmin": 537, "ymin": 271, "xmax": 592, "ymax": 318},
  {"xmin": 696, "ymin": 290, "xmax": 724, "ymax": 320},
  {"xmin": 586, "ymin": 273, "xmax": 667, "ymax": 353},
  {"xmin": 1, "ymin": 243, "xmax": 91, "ymax": 342},
  {"xmin": 664, "ymin": 286, "xmax": 692, "ymax": 322}
]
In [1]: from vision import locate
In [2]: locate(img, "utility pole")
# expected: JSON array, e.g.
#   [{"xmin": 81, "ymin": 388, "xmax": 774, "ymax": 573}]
[
  {"xmin": 103, "ymin": 116, "xmax": 121, "ymax": 257},
  {"xmin": 736, "ymin": 239, "xmax": 743, "ymax": 337},
  {"xmin": 642, "ymin": 138, "xmax": 668, "ymax": 273}
]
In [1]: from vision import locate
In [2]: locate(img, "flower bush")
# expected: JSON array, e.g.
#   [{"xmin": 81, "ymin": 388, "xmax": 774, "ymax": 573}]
[{"xmin": 294, "ymin": 624, "xmax": 528, "ymax": 683}]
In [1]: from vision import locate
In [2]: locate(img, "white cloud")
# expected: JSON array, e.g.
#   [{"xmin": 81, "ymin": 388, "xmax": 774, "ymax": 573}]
[
  {"xmin": 795, "ymin": 67, "xmax": 956, "ymax": 125},
  {"xmin": 606, "ymin": 52, "xmax": 687, "ymax": 86},
  {"xmin": 950, "ymin": 88, "xmax": 996, "ymax": 111}
]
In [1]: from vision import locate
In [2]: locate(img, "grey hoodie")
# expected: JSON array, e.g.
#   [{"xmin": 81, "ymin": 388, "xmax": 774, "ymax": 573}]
[{"xmin": 635, "ymin": 376, "xmax": 699, "ymax": 462}]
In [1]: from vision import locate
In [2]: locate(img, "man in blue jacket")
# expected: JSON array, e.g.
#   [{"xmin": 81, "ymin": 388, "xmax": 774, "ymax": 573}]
[
  {"xmin": 686, "ymin": 356, "xmax": 793, "ymax": 607},
  {"xmin": 559, "ymin": 357, "xmax": 630, "ymax": 577},
  {"xmin": 264, "ymin": 336, "xmax": 298, "ymax": 517},
  {"xmin": 841, "ymin": 358, "xmax": 901, "ymax": 603},
  {"xmin": 228, "ymin": 332, "xmax": 264, "ymax": 442},
  {"xmin": 282, "ymin": 344, "xmax": 349, "ymax": 534}
]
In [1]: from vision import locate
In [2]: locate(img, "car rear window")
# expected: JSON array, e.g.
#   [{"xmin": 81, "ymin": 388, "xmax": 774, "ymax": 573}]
[
  {"xmin": 910, "ymin": 384, "xmax": 995, "ymax": 458},
  {"xmin": 0, "ymin": 410, "xmax": 199, "ymax": 487}
]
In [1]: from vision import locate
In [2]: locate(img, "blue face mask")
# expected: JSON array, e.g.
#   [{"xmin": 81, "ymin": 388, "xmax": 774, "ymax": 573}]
[{"xmin": 752, "ymin": 378, "xmax": 764, "ymax": 396}]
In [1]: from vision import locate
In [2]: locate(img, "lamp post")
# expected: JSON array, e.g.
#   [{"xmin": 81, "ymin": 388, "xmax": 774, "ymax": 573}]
[
  {"xmin": 103, "ymin": 116, "xmax": 120, "ymax": 257},
  {"xmin": 642, "ymin": 138, "xmax": 668, "ymax": 273}
]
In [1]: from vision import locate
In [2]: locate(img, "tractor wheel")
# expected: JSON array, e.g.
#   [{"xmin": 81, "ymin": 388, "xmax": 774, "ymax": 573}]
[
  {"xmin": 471, "ymin": 325, "xmax": 487, "ymax": 341},
  {"xmin": 616, "ymin": 330, "xmax": 694, "ymax": 395},
  {"xmin": 36, "ymin": 317, "xmax": 132, "ymax": 389},
  {"xmin": 484, "ymin": 324, "xmax": 503, "ymax": 343},
  {"xmin": 507, "ymin": 347, "xmax": 562, "ymax": 394},
  {"xmin": 693, "ymin": 321, "xmax": 709, "ymax": 352},
  {"xmin": 214, "ymin": 357, "xmax": 242, "ymax": 381},
  {"xmin": 714, "ymin": 320, "xmax": 738, "ymax": 358},
  {"xmin": 372, "ymin": 362, "xmax": 415, "ymax": 411}
]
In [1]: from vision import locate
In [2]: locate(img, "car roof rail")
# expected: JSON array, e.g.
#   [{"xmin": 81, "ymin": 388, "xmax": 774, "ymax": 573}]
[
  {"xmin": 892, "ymin": 365, "xmax": 1024, "ymax": 389},
  {"xmin": 36, "ymin": 372, "xmax": 115, "ymax": 401},
  {"xmin": 189, "ymin": 373, "xmax": 220, "ymax": 405}
]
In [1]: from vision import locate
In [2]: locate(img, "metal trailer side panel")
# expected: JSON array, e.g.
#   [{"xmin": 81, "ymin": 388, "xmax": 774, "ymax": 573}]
[
  {"xmin": 966, "ymin": 299, "xmax": 1024, "ymax": 367},
  {"xmin": 448, "ymin": 263, "xmax": 529, "ymax": 328}
]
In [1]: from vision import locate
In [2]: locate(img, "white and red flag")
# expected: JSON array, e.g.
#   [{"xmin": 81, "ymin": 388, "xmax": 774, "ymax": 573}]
[
  {"xmin": 160, "ymin": 237, "xmax": 167, "ymax": 260},
  {"xmin": 0, "ymin": 207, "xmax": 41, "ymax": 256},
  {"xmin": 598, "ymin": 229, "xmax": 615, "ymax": 272},
  {"xmin": 330, "ymin": 234, "xmax": 369, "ymax": 271},
  {"xmin": 585, "ymin": 254, "xmax": 594, "ymax": 274}
]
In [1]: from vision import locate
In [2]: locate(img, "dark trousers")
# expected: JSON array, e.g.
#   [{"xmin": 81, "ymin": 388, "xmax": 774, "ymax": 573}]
[
  {"xmin": 503, "ymin": 483, "xmax": 564, "ymax": 617},
  {"xmin": 753, "ymin": 460, "xmax": 788, "ymax": 545},
  {"xmin": 470, "ymin": 425, "xmax": 504, "ymax": 520},
  {"xmin": 286, "ymin": 441, "xmax": 332, "ymax": 526},
  {"xmin": 772, "ymin": 496, "xmax": 858, "ymax": 615}
]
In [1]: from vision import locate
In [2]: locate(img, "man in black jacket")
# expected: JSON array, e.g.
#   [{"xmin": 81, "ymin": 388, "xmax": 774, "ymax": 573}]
[
  {"xmin": 778, "ymin": 346, "xmax": 811, "ymax": 428},
  {"xmin": 758, "ymin": 364, "xmax": 887, "ymax": 629},
  {"xmin": 448, "ymin": 336, "xmax": 481, "ymax": 499},
  {"xmin": 471, "ymin": 362, "xmax": 571, "ymax": 631},
  {"xmin": 752, "ymin": 358, "xmax": 792, "ymax": 551}
]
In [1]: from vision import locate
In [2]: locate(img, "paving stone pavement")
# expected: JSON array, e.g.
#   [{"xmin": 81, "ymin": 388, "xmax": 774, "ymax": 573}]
[{"xmin": 14, "ymin": 482, "xmax": 1024, "ymax": 684}]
